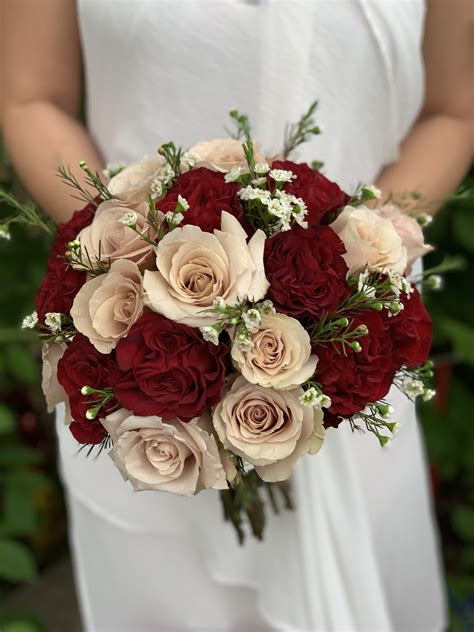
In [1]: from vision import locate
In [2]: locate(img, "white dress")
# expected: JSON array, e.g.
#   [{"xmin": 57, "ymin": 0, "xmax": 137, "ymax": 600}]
[{"xmin": 56, "ymin": 1, "xmax": 447, "ymax": 630}]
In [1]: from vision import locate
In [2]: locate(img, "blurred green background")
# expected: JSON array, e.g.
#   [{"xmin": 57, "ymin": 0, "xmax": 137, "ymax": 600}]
[{"xmin": 0, "ymin": 142, "xmax": 473, "ymax": 631}]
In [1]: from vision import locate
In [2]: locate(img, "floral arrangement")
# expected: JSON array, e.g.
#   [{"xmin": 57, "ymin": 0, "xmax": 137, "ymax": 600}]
[{"xmin": 17, "ymin": 104, "xmax": 440, "ymax": 542}]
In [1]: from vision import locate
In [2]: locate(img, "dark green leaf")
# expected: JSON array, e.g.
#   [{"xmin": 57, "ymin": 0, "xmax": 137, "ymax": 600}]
[
  {"xmin": 453, "ymin": 207, "xmax": 474, "ymax": 251},
  {"xmin": 4, "ymin": 344, "xmax": 39, "ymax": 385},
  {"xmin": 0, "ymin": 538, "xmax": 37, "ymax": 582},
  {"xmin": 0, "ymin": 445, "xmax": 42, "ymax": 468},
  {"xmin": 0, "ymin": 485, "xmax": 38, "ymax": 536},
  {"xmin": 452, "ymin": 505, "xmax": 474, "ymax": 541},
  {"xmin": 0, "ymin": 404, "xmax": 15, "ymax": 435}
]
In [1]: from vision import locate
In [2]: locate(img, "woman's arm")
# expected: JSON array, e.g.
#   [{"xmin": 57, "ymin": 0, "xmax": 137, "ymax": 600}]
[
  {"xmin": 2, "ymin": 0, "xmax": 104, "ymax": 223},
  {"xmin": 375, "ymin": 0, "xmax": 473, "ymax": 212}
]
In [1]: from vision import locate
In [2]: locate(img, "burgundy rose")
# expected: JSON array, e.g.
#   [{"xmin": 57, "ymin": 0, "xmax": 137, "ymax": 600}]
[
  {"xmin": 35, "ymin": 264, "xmax": 86, "ymax": 322},
  {"xmin": 52, "ymin": 201, "xmax": 96, "ymax": 257},
  {"xmin": 314, "ymin": 311, "xmax": 396, "ymax": 426},
  {"xmin": 386, "ymin": 286, "xmax": 432, "ymax": 369},
  {"xmin": 264, "ymin": 224, "xmax": 350, "ymax": 320},
  {"xmin": 35, "ymin": 202, "xmax": 96, "ymax": 321},
  {"xmin": 158, "ymin": 167, "xmax": 250, "ymax": 233},
  {"xmin": 271, "ymin": 160, "xmax": 349, "ymax": 225},
  {"xmin": 110, "ymin": 310, "xmax": 229, "ymax": 421},
  {"xmin": 57, "ymin": 334, "xmax": 116, "ymax": 444}
]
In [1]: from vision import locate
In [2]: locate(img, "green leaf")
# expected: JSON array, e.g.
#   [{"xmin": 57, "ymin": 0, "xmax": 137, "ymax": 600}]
[
  {"xmin": 4, "ymin": 469, "xmax": 52, "ymax": 491},
  {"xmin": 0, "ymin": 485, "xmax": 38, "ymax": 537},
  {"xmin": 453, "ymin": 207, "xmax": 474, "ymax": 251},
  {"xmin": 452, "ymin": 505, "xmax": 474, "ymax": 541},
  {"xmin": 438, "ymin": 317, "xmax": 474, "ymax": 365},
  {"xmin": 4, "ymin": 344, "xmax": 39, "ymax": 386},
  {"xmin": 0, "ymin": 404, "xmax": 15, "ymax": 435},
  {"xmin": 0, "ymin": 538, "xmax": 37, "ymax": 582},
  {"xmin": 0, "ymin": 617, "xmax": 46, "ymax": 632},
  {"xmin": 0, "ymin": 445, "xmax": 42, "ymax": 468}
]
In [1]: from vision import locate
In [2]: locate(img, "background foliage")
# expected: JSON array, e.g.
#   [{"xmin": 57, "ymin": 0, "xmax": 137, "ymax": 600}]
[
  {"xmin": 0, "ymin": 142, "xmax": 472, "ymax": 629},
  {"xmin": 0, "ymin": 148, "xmax": 66, "ymax": 631}
]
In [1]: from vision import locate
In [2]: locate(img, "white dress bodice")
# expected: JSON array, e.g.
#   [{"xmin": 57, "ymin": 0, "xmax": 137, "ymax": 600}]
[{"xmin": 55, "ymin": 2, "xmax": 446, "ymax": 630}]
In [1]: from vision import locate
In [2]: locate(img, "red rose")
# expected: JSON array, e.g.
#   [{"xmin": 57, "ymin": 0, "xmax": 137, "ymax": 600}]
[
  {"xmin": 57, "ymin": 334, "xmax": 116, "ymax": 444},
  {"xmin": 109, "ymin": 310, "xmax": 229, "ymax": 421},
  {"xmin": 386, "ymin": 286, "xmax": 432, "ymax": 369},
  {"xmin": 264, "ymin": 224, "xmax": 350, "ymax": 320},
  {"xmin": 35, "ymin": 202, "xmax": 96, "ymax": 321},
  {"xmin": 271, "ymin": 160, "xmax": 349, "ymax": 225},
  {"xmin": 158, "ymin": 167, "xmax": 250, "ymax": 233},
  {"xmin": 314, "ymin": 311, "xmax": 396, "ymax": 426}
]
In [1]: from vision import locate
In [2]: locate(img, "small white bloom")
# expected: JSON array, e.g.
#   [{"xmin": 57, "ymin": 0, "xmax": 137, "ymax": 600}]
[
  {"xmin": 238, "ymin": 185, "xmax": 272, "ymax": 203},
  {"xmin": 21, "ymin": 311, "xmax": 38, "ymax": 330},
  {"xmin": 150, "ymin": 178, "xmax": 164, "ymax": 199},
  {"xmin": 119, "ymin": 211, "xmax": 138, "ymax": 227},
  {"xmin": 165, "ymin": 211, "xmax": 184, "ymax": 225},
  {"xmin": 319, "ymin": 394, "xmax": 332, "ymax": 409},
  {"xmin": 357, "ymin": 270, "xmax": 377, "ymax": 299},
  {"xmin": 155, "ymin": 164, "xmax": 175, "ymax": 187},
  {"xmin": 402, "ymin": 378, "xmax": 425, "ymax": 399},
  {"xmin": 269, "ymin": 169, "xmax": 296, "ymax": 183},
  {"xmin": 426, "ymin": 275, "xmax": 443, "ymax": 291},
  {"xmin": 300, "ymin": 388, "xmax": 332, "ymax": 409},
  {"xmin": 300, "ymin": 387, "xmax": 319, "ymax": 407},
  {"xmin": 44, "ymin": 312, "xmax": 63, "ymax": 333},
  {"xmin": 177, "ymin": 195, "xmax": 190, "ymax": 211},
  {"xmin": 254, "ymin": 162, "xmax": 270, "ymax": 175},
  {"xmin": 182, "ymin": 152, "xmax": 200, "ymax": 167},
  {"xmin": 422, "ymin": 388, "xmax": 436, "ymax": 401},
  {"xmin": 213, "ymin": 297, "xmax": 227, "ymax": 310},
  {"xmin": 385, "ymin": 270, "xmax": 405, "ymax": 296},
  {"xmin": 362, "ymin": 185, "xmax": 381, "ymax": 200},
  {"xmin": 257, "ymin": 299, "xmax": 275, "ymax": 314},
  {"xmin": 0, "ymin": 224, "xmax": 11, "ymax": 240},
  {"xmin": 235, "ymin": 328, "xmax": 253, "ymax": 350},
  {"xmin": 200, "ymin": 326, "xmax": 220, "ymax": 346},
  {"xmin": 252, "ymin": 177, "xmax": 267, "ymax": 187},
  {"xmin": 225, "ymin": 165, "xmax": 245, "ymax": 183},
  {"xmin": 242, "ymin": 308, "xmax": 262, "ymax": 333}
]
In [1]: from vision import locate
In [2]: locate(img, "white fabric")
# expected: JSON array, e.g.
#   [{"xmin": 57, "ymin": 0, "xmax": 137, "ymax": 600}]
[{"xmin": 56, "ymin": 1, "xmax": 447, "ymax": 629}]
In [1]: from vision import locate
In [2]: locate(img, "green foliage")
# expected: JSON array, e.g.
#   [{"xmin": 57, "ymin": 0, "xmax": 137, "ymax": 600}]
[
  {"xmin": 0, "ymin": 539, "xmax": 37, "ymax": 583},
  {"xmin": 0, "ymin": 613, "xmax": 46, "ymax": 632},
  {"xmin": 0, "ymin": 141, "xmax": 61, "ymax": 601},
  {"xmin": 419, "ymin": 171, "xmax": 474, "ymax": 628}
]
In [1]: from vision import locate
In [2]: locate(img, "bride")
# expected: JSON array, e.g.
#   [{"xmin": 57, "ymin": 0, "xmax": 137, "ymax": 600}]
[{"xmin": 3, "ymin": 1, "xmax": 472, "ymax": 630}]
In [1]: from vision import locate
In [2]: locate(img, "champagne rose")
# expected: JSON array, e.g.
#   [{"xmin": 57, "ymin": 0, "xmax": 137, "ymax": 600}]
[
  {"xmin": 231, "ymin": 311, "xmax": 318, "ymax": 389},
  {"xmin": 212, "ymin": 376, "xmax": 324, "ymax": 482},
  {"xmin": 330, "ymin": 205, "xmax": 408, "ymax": 275},
  {"xmin": 143, "ymin": 211, "xmax": 269, "ymax": 327},
  {"xmin": 102, "ymin": 409, "xmax": 228, "ymax": 496},
  {"xmin": 71, "ymin": 259, "xmax": 144, "ymax": 354},
  {"xmin": 188, "ymin": 138, "xmax": 265, "ymax": 173}
]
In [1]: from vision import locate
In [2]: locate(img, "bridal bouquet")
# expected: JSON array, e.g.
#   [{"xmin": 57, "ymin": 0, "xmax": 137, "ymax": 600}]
[{"xmin": 20, "ymin": 104, "xmax": 438, "ymax": 541}]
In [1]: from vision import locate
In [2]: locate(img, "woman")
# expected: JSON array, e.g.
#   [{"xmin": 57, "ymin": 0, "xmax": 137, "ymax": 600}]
[{"xmin": 3, "ymin": 1, "xmax": 472, "ymax": 630}]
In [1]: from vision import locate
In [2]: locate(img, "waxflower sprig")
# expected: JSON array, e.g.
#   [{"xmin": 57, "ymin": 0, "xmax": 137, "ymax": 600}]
[
  {"xmin": 65, "ymin": 239, "xmax": 111, "ymax": 276},
  {"xmin": 348, "ymin": 401, "xmax": 398, "ymax": 447},
  {"xmin": 282, "ymin": 100, "xmax": 322, "ymax": 159},
  {"xmin": 200, "ymin": 298, "xmax": 275, "ymax": 347}
]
